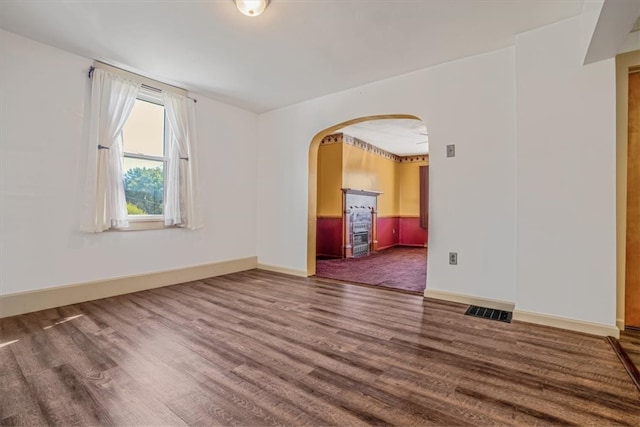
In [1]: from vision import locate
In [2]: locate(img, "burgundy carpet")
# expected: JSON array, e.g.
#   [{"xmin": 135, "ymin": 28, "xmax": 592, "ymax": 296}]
[{"xmin": 315, "ymin": 246, "xmax": 427, "ymax": 293}]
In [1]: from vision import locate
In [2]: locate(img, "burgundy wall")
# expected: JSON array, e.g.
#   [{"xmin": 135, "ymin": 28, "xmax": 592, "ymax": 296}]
[
  {"xmin": 316, "ymin": 217, "xmax": 342, "ymax": 258},
  {"xmin": 377, "ymin": 217, "xmax": 400, "ymax": 250},
  {"xmin": 317, "ymin": 216, "xmax": 427, "ymax": 258},
  {"xmin": 399, "ymin": 217, "xmax": 428, "ymax": 247},
  {"xmin": 378, "ymin": 216, "xmax": 427, "ymax": 249}
]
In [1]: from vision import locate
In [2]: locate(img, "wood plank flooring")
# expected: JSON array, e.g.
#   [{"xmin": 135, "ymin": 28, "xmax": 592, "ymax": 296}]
[{"xmin": 1, "ymin": 269, "xmax": 639, "ymax": 426}]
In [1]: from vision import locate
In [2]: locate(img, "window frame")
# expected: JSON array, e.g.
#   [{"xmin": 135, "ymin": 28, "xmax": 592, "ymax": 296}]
[{"xmin": 118, "ymin": 87, "xmax": 170, "ymax": 230}]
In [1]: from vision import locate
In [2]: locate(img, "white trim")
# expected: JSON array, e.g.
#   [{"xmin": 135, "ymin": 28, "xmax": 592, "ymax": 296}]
[
  {"xmin": 127, "ymin": 215, "xmax": 164, "ymax": 222},
  {"xmin": 423, "ymin": 289, "xmax": 515, "ymax": 312},
  {"xmin": 0, "ymin": 257, "xmax": 257, "ymax": 319},
  {"xmin": 513, "ymin": 309, "xmax": 620, "ymax": 338},
  {"xmin": 137, "ymin": 85, "xmax": 165, "ymax": 105},
  {"xmin": 257, "ymin": 264, "xmax": 309, "ymax": 277},
  {"xmin": 110, "ymin": 221, "xmax": 169, "ymax": 231},
  {"xmin": 423, "ymin": 288, "xmax": 619, "ymax": 338}
]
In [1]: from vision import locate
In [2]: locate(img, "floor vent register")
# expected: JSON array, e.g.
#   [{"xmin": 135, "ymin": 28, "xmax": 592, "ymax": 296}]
[{"xmin": 465, "ymin": 305, "xmax": 512, "ymax": 323}]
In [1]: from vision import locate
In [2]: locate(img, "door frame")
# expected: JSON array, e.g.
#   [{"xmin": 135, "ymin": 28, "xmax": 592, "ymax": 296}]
[{"xmin": 616, "ymin": 50, "xmax": 640, "ymax": 331}]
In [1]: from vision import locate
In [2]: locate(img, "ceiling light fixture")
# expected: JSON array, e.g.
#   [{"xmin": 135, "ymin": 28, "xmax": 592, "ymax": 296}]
[{"xmin": 234, "ymin": 0, "xmax": 270, "ymax": 17}]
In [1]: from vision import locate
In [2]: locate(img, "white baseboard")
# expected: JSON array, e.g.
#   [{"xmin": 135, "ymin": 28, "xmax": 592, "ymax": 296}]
[
  {"xmin": 423, "ymin": 289, "xmax": 515, "ymax": 312},
  {"xmin": 257, "ymin": 263, "xmax": 309, "ymax": 277},
  {"xmin": 4, "ymin": 262, "xmax": 620, "ymax": 340},
  {"xmin": 513, "ymin": 309, "xmax": 620, "ymax": 338},
  {"xmin": 423, "ymin": 289, "xmax": 618, "ymax": 338},
  {"xmin": 0, "ymin": 256, "xmax": 257, "ymax": 319}
]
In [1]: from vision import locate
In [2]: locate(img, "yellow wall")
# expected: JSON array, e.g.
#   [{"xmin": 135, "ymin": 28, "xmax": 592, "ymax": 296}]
[
  {"xmin": 317, "ymin": 142, "xmax": 343, "ymax": 217},
  {"xmin": 317, "ymin": 135, "xmax": 428, "ymax": 218},
  {"xmin": 342, "ymin": 143, "xmax": 398, "ymax": 216},
  {"xmin": 397, "ymin": 160, "xmax": 428, "ymax": 216}
]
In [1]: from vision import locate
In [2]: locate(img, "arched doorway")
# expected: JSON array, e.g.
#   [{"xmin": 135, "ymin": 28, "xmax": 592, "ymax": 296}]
[{"xmin": 307, "ymin": 114, "xmax": 429, "ymax": 293}]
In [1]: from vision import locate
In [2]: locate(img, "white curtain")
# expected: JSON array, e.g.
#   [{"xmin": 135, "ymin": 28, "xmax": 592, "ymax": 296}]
[
  {"xmin": 163, "ymin": 91, "xmax": 203, "ymax": 229},
  {"xmin": 82, "ymin": 68, "xmax": 140, "ymax": 232}
]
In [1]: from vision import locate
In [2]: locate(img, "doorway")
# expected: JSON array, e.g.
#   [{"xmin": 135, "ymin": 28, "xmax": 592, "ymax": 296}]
[
  {"xmin": 625, "ymin": 69, "xmax": 640, "ymax": 329},
  {"xmin": 616, "ymin": 51, "xmax": 640, "ymax": 332},
  {"xmin": 307, "ymin": 115, "xmax": 429, "ymax": 293}
]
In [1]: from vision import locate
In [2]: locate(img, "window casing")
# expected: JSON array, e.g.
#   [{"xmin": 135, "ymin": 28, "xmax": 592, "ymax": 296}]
[{"xmin": 120, "ymin": 88, "xmax": 168, "ymax": 228}]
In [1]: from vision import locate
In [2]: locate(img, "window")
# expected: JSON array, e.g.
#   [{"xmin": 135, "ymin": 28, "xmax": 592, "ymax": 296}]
[
  {"xmin": 121, "ymin": 90, "xmax": 166, "ymax": 221},
  {"xmin": 83, "ymin": 65, "xmax": 202, "ymax": 233}
]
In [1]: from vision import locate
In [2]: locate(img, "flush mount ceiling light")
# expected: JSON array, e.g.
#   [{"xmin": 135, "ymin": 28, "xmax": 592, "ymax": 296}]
[{"xmin": 234, "ymin": 0, "xmax": 270, "ymax": 17}]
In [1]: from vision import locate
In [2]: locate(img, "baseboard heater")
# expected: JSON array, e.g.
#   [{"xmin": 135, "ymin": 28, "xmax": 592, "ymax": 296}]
[{"xmin": 465, "ymin": 305, "xmax": 512, "ymax": 323}]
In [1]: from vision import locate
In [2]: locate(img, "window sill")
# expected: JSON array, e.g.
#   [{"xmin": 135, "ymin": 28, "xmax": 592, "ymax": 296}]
[{"xmin": 110, "ymin": 218, "xmax": 179, "ymax": 232}]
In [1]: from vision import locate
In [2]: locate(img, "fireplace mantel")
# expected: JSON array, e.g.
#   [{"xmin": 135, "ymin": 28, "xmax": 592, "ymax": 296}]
[{"xmin": 342, "ymin": 188, "xmax": 383, "ymax": 197}]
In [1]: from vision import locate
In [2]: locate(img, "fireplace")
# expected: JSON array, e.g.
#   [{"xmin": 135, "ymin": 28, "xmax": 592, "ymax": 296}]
[
  {"xmin": 351, "ymin": 211, "xmax": 372, "ymax": 257},
  {"xmin": 343, "ymin": 189, "xmax": 381, "ymax": 258}
]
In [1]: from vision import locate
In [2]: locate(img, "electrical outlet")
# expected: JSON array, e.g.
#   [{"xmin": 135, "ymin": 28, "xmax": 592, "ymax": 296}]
[
  {"xmin": 449, "ymin": 252, "xmax": 458, "ymax": 265},
  {"xmin": 446, "ymin": 144, "xmax": 455, "ymax": 158}
]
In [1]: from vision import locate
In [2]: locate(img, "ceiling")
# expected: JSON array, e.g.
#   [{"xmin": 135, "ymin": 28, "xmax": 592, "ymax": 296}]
[
  {"xmin": 340, "ymin": 119, "xmax": 428, "ymax": 156},
  {"xmin": 0, "ymin": 1, "xmax": 585, "ymax": 113}
]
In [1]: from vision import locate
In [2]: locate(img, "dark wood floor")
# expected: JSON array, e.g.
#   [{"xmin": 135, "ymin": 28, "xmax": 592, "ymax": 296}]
[{"xmin": 1, "ymin": 270, "xmax": 639, "ymax": 426}]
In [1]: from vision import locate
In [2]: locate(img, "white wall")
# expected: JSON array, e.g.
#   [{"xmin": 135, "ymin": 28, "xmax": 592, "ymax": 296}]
[
  {"xmin": 0, "ymin": 30, "xmax": 258, "ymax": 295},
  {"xmin": 258, "ymin": 47, "xmax": 518, "ymax": 303},
  {"xmin": 515, "ymin": 17, "xmax": 616, "ymax": 325},
  {"xmin": 257, "ymin": 15, "xmax": 618, "ymax": 328},
  {"xmin": 0, "ymin": 13, "xmax": 620, "ymax": 329}
]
